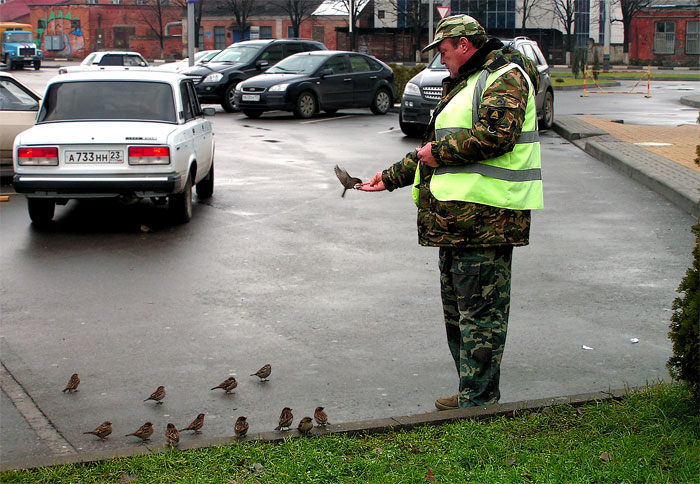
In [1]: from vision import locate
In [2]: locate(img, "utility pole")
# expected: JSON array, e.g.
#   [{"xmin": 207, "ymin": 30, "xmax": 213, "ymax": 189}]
[
  {"xmin": 428, "ymin": 0, "xmax": 434, "ymax": 62},
  {"xmin": 187, "ymin": 0, "xmax": 197, "ymax": 66},
  {"xmin": 603, "ymin": 0, "xmax": 611, "ymax": 70},
  {"xmin": 349, "ymin": 0, "xmax": 354, "ymax": 51}
]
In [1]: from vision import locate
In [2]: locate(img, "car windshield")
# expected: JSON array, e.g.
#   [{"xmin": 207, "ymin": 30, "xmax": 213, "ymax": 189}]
[
  {"xmin": 209, "ymin": 45, "xmax": 261, "ymax": 63},
  {"xmin": 5, "ymin": 31, "xmax": 33, "ymax": 43},
  {"xmin": 38, "ymin": 81, "xmax": 176, "ymax": 123},
  {"xmin": 266, "ymin": 54, "xmax": 326, "ymax": 75},
  {"xmin": 428, "ymin": 54, "xmax": 446, "ymax": 69}
]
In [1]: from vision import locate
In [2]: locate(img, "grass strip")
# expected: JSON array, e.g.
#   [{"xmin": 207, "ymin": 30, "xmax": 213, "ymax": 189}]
[
  {"xmin": 2, "ymin": 383, "xmax": 698, "ymax": 483},
  {"xmin": 551, "ymin": 71, "xmax": 699, "ymax": 81}
]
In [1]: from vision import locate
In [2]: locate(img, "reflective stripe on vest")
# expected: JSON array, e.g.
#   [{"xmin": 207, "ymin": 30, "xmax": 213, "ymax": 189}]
[{"xmin": 412, "ymin": 62, "xmax": 543, "ymax": 211}]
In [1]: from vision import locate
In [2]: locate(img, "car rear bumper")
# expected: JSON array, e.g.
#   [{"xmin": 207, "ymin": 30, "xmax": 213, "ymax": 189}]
[{"xmin": 13, "ymin": 173, "xmax": 182, "ymax": 197}]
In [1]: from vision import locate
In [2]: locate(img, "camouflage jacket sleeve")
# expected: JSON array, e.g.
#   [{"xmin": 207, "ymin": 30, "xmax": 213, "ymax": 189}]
[
  {"xmin": 431, "ymin": 68, "xmax": 529, "ymax": 166},
  {"xmin": 381, "ymin": 150, "xmax": 419, "ymax": 192}
]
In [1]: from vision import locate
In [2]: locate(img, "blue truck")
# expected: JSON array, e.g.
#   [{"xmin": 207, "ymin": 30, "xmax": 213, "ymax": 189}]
[{"xmin": 1, "ymin": 22, "xmax": 43, "ymax": 70}]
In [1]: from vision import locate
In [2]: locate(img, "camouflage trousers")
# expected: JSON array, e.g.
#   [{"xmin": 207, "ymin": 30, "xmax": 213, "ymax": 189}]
[{"xmin": 439, "ymin": 246, "xmax": 513, "ymax": 408}]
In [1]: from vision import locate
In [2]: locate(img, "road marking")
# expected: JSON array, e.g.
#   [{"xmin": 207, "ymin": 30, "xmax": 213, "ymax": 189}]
[
  {"xmin": 301, "ymin": 115, "xmax": 355, "ymax": 124},
  {"xmin": 378, "ymin": 129, "xmax": 399, "ymax": 134},
  {"xmin": 0, "ymin": 361, "xmax": 77, "ymax": 455}
]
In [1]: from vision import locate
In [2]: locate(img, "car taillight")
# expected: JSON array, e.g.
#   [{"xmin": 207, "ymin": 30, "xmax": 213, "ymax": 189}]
[
  {"xmin": 17, "ymin": 147, "xmax": 59, "ymax": 165},
  {"xmin": 128, "ymin": 146, "xmax": 170, "ymax": 165}
]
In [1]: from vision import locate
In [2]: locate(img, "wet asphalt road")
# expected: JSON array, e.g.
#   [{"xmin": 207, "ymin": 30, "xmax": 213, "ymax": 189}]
[{"xmin": 0, "ymin": 73, "xmax": 696, "ymax": 462}]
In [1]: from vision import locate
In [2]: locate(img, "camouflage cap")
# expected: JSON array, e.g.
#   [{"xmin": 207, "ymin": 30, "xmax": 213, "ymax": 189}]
[{"xmin": 422, "ymin": 14, "xmax": 486, "ymax": 53}]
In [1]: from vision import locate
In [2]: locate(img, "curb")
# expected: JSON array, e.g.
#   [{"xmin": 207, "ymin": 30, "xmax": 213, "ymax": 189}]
[
  {"xmin": 680, "ymin": 95, "xmax": 700, "ymax": 109},
  {"xmin": 0, "ymin": 387, "xmax": 630, "ymax": 472},
  {"xmin": 553, "ymin": 115, "xmax": 700, "ymax": 218},
  {"xmin": 553, "ymin": 81, "xmax": 620, "ymax": 91}
]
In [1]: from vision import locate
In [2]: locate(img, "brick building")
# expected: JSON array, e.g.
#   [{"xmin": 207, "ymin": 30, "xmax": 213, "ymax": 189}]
[{"xmin": 628, "ymin": 0, "xmax": 699, "ymax": 66}]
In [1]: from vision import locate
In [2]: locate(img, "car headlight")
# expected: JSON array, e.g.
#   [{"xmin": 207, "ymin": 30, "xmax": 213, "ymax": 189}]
[
  {"xmin": 403, "ymin": 82, "xmax": 421, "ymax": 97},
  {"xmin": 269, "ymin": 84, "xmax": 289, "ymax": 92},
  {"xmin": 204, "ymin": 73, "xmax": 223, "ymax": 83}
]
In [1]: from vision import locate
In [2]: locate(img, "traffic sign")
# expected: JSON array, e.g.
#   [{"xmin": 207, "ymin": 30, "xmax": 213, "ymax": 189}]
[{"xmin": 436, "ymin": 6, "xmax": 450, "ymax": 18}]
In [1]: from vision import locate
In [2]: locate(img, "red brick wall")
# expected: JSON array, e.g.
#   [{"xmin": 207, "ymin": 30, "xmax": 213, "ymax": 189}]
[{"xmin": 629, "ymin": 8, "xmax": 699, "ymax": 66}]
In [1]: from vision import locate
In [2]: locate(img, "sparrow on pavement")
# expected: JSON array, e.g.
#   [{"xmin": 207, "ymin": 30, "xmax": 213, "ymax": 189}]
[
  {"xmin": 314, "ymin": 406, "xmax": 329, "ymax": 427},
  {"xmin": 83, "ymin": 421, "xmax": 112, "ymax": 441},
  {"xmin": 62, "ymin": 373, "xmax": 80, "ymax": 393},
  {"xmin": 210, "ymin": 377, "xmax": 238, "ymax": 394},
  {"xmin": 144, "ymin": 385, "xmax": 166, "ymax": 404},
  {"xmin": 250, "ymin": 364, "xmax": 271, "ymax": 382},
  {"xmin": 297, "ymin": 416, "xmax": 313, "ymax": 435},
  {"xmin": 125, "ymin": 422, "xmax": 154, "ymax": 442},
  {"xmin": 275, "ymin": 407, "xmax": 293, "ymax": 431},
  {"xmin": 234, "ymin": 416, "xmax": 249, "ymax": 439},
  {"xmin": 334, "ymin": 165, "xmax": 362, "ymax": 197},
  {"xmin": 165, "ymin": 423, "xmax": 180, "ymax": 447},
  {"xmin": 180, "ymin": 413, "xmax": 205, "ymax": 434}
]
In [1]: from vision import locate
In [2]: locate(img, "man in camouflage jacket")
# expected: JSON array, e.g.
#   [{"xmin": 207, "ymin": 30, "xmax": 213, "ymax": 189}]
[{"xmin": 359, "ymin": 15, "xmax": 542, "ymax": 409}]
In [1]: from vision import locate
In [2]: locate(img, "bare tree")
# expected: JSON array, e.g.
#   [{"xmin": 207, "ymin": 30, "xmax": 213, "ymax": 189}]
[
  {"xmin": 325, "ymin": 0, "xmax": 365, "ymax": 50},
  {"xmin": 517, "ymin": 0, "xmax": 548, "ymax": 34},
  {"xmin": 273, "ymin": 0, "xmax": 319, "ymax": 38},
  {"xmin": 551, "ymin": 0, "xmax": 576, "ymax": 53},
  {"xmin": 174, "ymin": 0, "xmax": 205, "ymax": 50},
  {"xmin": 139, "ymin": 0, "xmax": 185, "ymax": 59},
  {"xmin": 611, "ymin": 0, "xmax": 651, "ymax": 54},
  {"xmin": 222, "ymin": 0, "xmax": 260, "ymax": 42},
  {"xmin": 385, "ymin": 0, "xmax": 429, "ymax": 60}
]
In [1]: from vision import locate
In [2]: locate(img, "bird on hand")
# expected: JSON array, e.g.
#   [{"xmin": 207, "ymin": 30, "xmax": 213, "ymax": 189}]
[
  {"xmin": 180, "ymin": 413, "xmax": 205, "ymax": 434},
  {"xmin": 144, "ymin": 385, "xmax": 166, "ymax": 404},
  {"xmin": 165, "ymin": 423, "xmax": 180, "ymax": 447},
  {"xmin": 314, "ymin": 406, "xmax": 329, "ymax": 427},
  {"xmin": 62, "ymin": 373, "xmax": 80, "ymax": 393},
  {"xmin": 334, "ymin": 165, "xmax": 362, "ymax": 197},
  {"xmin": 83, "ymin": 421, "xmax": 112, "ymax": 441},
  {"xmin": 275, "ymin": 407, "xmax": 293, "ymax": 431},
  {"xmin": 250, "ymin": 364, "xmax": 271, "ymax": 382},
  {"xmin": 234, "ymin": 416, "xmax": 249, "ymax": 439},
  {"xmin": 211, "ymin": 377, "xmax": 238, "ymax": 394},
  {"xmin": 298, "ymin": 416, "xmax": 313, "ymax": 435},
  {"xmin": 125, "ymin": 422, "xmax": 154, "ymax": 442}
]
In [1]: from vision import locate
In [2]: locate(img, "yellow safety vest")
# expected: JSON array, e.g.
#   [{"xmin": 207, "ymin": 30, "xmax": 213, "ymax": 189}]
[{"xmin": 412, "ymin": 62, "xmax": 543, "ymax": 210}]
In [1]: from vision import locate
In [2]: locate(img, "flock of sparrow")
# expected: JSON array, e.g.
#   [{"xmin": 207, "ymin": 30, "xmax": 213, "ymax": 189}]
[{"xmin": 64, "ymin": 364, "xmax": 330, "ymax": 447}]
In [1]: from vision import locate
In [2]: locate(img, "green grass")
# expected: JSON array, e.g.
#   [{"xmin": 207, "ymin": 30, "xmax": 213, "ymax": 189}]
[
  {"xmin": 2, "ymin": 383, "xmax": 698, "ymax": 483},
  {"xmin": 551, "ymin": 71, "xmax": 699, "ymax": 81}
]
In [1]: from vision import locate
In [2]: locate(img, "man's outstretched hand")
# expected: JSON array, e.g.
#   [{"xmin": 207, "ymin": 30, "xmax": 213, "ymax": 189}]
[{"xmin": 357, "ymin": 172, "xmax": 386, "ymax": 192}]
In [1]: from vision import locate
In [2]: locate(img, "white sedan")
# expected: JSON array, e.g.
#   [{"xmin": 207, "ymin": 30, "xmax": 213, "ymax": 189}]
[
  {"xmin": 13, "ymin": 71, "xmax": 215, "ymax": 225},
  {"xmin": 58, "ymin": 51, "xmax": 150, "ymax": 75},
  {"xmin": 155, "ymin": 50, "xmax": 220, "ymax": 73}
]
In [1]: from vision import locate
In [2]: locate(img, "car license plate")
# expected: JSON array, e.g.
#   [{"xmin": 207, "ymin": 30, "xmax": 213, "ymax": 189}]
[
  {"xmin": 242, "ymin": 94, "xmax": 260, "ymax": 102},
  {"xmin": 65, "ymin": 150, "xmax": 124, "ymax": 164}
]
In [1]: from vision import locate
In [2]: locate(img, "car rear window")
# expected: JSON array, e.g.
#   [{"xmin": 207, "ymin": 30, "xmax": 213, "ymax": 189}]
[{"xmin": 39, "ymin": 81, "xmax": 177, "ymax": 123}]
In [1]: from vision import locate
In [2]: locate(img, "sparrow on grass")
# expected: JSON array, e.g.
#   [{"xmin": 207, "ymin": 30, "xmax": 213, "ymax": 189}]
[{"xmin": 297, "ymin": 416, "xmax": 313, "ymax": 435}]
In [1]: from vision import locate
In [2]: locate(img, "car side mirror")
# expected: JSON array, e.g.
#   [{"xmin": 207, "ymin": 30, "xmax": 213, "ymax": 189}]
[
  {"xmin": 319, "ymin": 68, "xmax": 333, "ymax": 78},
  {"xmin": 256, "ymin": 59, "xmax": 269, "ymax": 70},
  {"xmin": 202, "ymin": 107, "xmax": 216, "ymax": 116}
]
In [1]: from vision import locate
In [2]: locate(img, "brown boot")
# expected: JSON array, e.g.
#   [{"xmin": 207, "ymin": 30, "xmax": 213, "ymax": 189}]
[{"xmin": 435, "ymin": 394, "xmax": 459, "ymax": 410}]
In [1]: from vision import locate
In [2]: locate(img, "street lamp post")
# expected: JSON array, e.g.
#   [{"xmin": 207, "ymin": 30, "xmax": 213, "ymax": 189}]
[{"xmin": 187, "ymin": 0, "xmax": 197, "ymax": 67}]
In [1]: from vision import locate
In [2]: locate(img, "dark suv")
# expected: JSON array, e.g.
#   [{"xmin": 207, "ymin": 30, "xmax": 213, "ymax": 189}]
[
  {"xmin": 182, "ymin": 39, "xmax": 327, "ymax": 112},
  {"xmin": 399, "ymin": 37, "xmax": 554, "ymax": 137}
]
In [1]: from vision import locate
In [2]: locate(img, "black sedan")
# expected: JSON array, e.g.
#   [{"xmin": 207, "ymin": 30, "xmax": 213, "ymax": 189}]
[{"xmin": 234, "ymin": 50, "xmax": 394, "ymax": 119}]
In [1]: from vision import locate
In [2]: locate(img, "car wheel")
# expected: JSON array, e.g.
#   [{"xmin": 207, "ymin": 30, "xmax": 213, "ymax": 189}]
[
  {"xmin": 169, "ymin": 174, "xmax": 193, "ymax": 224},
  {"xmin": 33, "ymin": 60, "xmax": 41, "ymax": 70},
  {"xmin": 196, "ymin": 162, "xmax": 214, "ymax": 199},
  {"xmin": 370, "ymin": 88, "xmax": 392, "ymax": 115},
  {"xmin": 399, "ymin": 108, "xmax": 426, "ymax": 138},
  {"xmin": 294, "ymin": 91, "xmax": 316, "ymax": 119},
  {"xmin": 222, "ymin": 82, "xmax": 239, "ymax": 113},
  {"xmin": 539, "ymin": 90, "xmax": 554, "ymax": 130},
  {"xmin": 243, "ymin": 109, "xmax": 263, "ymax": 118},
  {"xmin": 27, "ymin": 198, "xmax": 55, "ymax": 225},
  {"xmin": 5, "ymin": 55, "xmax": 13, "ymax": 70}
]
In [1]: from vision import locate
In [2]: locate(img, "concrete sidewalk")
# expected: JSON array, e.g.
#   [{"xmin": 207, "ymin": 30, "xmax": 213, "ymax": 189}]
[{"xmin": 553, "ymin": 112, "xmax": 700, "ymax": 218}]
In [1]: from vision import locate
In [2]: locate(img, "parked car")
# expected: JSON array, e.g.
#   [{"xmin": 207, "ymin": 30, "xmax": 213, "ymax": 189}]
[
  {"xmin": 0, "ymin": 71, "xmax": 41, "ymax": 178},
  {"xmin": 182, "ymin": 38, "xmax": 327, "ymax": 112},
  {"xmin": 13, "ymin": 71, "xmax": 215, "ymax": 225},
  {"xmin": 155, "ymin": 50, "xmax": 220, "ymax": 73},
  {"xmin": 58, "ymin": 51, "xmax": 149, "ymax": 75},
  {"xmin": 399, "ymin": 36, "xmax": 554, "ymax": 137},
  {"xmin": 234, "ymin": 50, "xmax": 395, "ymax": 119}
]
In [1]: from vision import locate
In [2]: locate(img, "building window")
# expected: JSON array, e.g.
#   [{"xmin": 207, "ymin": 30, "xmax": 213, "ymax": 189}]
[
  {"xmin": 198, "ymin": 26, "xmax": 204, "ymax": 49},
  {"xmin": 687, "ymin": 21, "xmax": 699, "ymax": 55},
  {"xmin": 654, "ymin": 21, "xmax": 675, "ymax": 54},
  {"xmin": 451, "ymin": 0, "xmax": 515, "ymax": 30},
  {"xmin": 87, "ymin": 0, "xmax": 98, "ymax": 4},
  {"xmin": 378, "ymin": 9, "xmax": 385, "ymax": 19},
  {"xmin": 113, "ymin": 26, "xmax": 135, "ymax": 49},
  {"xmin": 260, "ymin": 25, "xmax": 273, "ymax": 38},
  {"xmin": 287, "ymin": 25, "xmax": 295, "ymax": 38},
  {"xmin": 312, "ymin": 25, "xmax": 324, "ymax": 43},
  {"xmin": 214, "ymin": 26, "xmax": 226, "ymax": 49}
]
